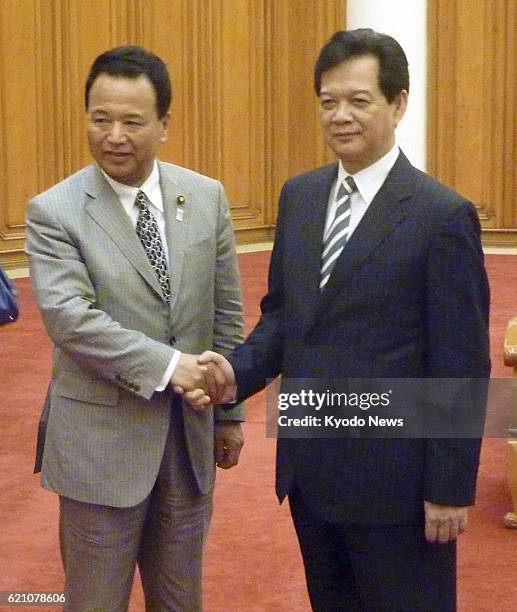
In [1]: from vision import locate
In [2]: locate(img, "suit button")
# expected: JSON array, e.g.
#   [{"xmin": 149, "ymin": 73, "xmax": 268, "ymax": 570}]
[{"xmin": 169, "ymin": 335, "xmax": 176, "ymax": 345}]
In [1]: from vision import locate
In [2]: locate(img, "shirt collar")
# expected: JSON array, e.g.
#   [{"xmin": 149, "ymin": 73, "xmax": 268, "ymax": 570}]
[
  {"xmin": 337, "ymin": 144, "xmax": 399, "ymax": 205},
  {"xmin": 100, "ymin": 160, "xmax": 163, "ymax": 213}
]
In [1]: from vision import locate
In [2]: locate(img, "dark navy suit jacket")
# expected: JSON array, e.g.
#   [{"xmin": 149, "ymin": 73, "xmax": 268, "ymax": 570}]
[{"xmin": 230, "ymin": 151, "xmax": 490, "ymax": 524}]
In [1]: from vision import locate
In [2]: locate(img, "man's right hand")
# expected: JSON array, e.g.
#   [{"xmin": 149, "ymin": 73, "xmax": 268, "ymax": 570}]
[
  {"xmin": 170, "ymin": 353, "xmax": 211, "ymax": 406},
  {"xmin": 175, "ymin": 351, "xmax": 237, "ymax": 409},
  {"xmin": 200, "ymin": 351, "xmax": 237, "ymax": 405}
]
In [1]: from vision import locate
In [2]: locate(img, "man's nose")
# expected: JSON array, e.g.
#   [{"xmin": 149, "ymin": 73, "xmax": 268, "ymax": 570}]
[
  {"xmin": 107, "ymin": 122, "xmax": 127, "ymax": 143},
  {"xmin": 332, "ymin": 101, "xmax": 354, "ymax": 122}
]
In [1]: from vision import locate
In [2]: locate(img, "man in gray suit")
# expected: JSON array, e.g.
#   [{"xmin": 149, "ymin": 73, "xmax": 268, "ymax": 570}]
[{"xmin": 26, "ymin": 45, "xmax": 244, "ymax": 611}]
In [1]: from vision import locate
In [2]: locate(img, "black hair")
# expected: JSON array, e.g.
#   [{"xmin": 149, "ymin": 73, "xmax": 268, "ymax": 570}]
[
  {"xmin": 85, "ymin": 45, "xmax": 171, "ymax": 117},
  {"xmin": 314, "ymin": 28, "xmax": 409, "ymax": 102}
]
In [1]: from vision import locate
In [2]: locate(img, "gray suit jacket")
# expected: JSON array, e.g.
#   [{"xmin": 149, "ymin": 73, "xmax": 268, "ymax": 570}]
[{"xmin": 26, "ymin": 161, "xmax": 244, "ymax": 507}]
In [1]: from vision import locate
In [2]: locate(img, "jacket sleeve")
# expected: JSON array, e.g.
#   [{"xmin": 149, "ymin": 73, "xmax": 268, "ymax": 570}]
[
  {"xmin": 26, "ymin": 196, "xmax": 175, "ymax": 400},
  {"xmin": 423, "ymin": 200, "xmax": 490, "ymax": 505},
  {"xmin": 228, "ymin": 183, "xmax": 289, "ymax": 402},
  {"xmin": 211, "ymin": 182, "xmax": 246, "ymax": 421}
]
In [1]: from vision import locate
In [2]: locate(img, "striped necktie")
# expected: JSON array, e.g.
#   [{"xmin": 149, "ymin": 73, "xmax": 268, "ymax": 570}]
[
  {"xmin": 135, "ymin": 190, "xmax": 171, "ymax": 302},
  {"xmin": 320, "ymin": 176, "xmax": 357, "ymax": 289}
]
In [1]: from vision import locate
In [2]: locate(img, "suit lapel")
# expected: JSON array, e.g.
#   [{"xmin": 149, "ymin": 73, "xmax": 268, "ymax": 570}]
[
  {"xmin": 291, "ymin": 164, "xmax": 337, "ymax": 329},
  {"xmin": 159, "ymin": 163, "xmax": 191, "ymax": 313},
  {"xmin": 84, "ymin": 166, "xmax": 164, "ymax": 298},
  {"xmin": 316, "ymin": 152, "xmax": 416, "ymax": 311}
]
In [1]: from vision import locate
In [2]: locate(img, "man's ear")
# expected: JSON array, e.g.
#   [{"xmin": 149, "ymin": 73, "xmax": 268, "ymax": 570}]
[
  {"xmin": 393, "ymin": 90, "xmax": 408, "ymax": 127},
  {"xmin": 160, "ymin": 111, "xmax": 171, "ymax": 143}
]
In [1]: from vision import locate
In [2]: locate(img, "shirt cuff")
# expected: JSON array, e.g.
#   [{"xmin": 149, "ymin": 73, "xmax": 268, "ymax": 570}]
[{"xmin": 155, "ymin": 349, "xmax": 181, "ymax": 391}]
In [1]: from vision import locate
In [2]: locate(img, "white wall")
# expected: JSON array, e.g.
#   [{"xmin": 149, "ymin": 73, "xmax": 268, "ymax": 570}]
[{"xmin": 346, "ymin": 0, "xmax": 427, "ymax": 170}]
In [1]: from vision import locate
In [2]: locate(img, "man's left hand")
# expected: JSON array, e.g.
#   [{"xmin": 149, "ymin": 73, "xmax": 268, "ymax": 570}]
[
  {"xmin": 424, "ymin": 500, "xmax": 468, "ymax": 543},
  {"xmin": 214, "ymin": 421, "xmax": 244, "ymax": 469}
]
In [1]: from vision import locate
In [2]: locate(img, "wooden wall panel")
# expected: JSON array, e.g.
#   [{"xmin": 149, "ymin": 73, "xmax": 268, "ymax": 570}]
[
  {"xmin": 0, "ymin": 0, "xmax": 40, "ymax": 262},
  {"xmin": 428, "ymin": 0, "xmax": 516, "ymax": 247},
  {"xmin": 0, "ymin": 0, "xmax": 344, "ymax": 268},
  {"xmin": 3, "ymin": 1, "xmax": 514, "ymax": 266},
  {"xmin": 270, "ymin": 1, "xmax": 341, "ymax": 189}
]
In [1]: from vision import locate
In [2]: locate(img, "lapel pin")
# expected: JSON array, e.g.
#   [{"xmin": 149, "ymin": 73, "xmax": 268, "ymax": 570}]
[{"xmin": 176, "ymin": 195, "xmax": 185, "ymax": 222}]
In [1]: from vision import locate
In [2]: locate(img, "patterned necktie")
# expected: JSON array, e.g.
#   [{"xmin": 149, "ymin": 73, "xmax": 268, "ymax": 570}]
[
  {"xmin": 320, "ymin": 176, "xmax": 357, "ymax": 289},
  {"xmin": 135, "ymin": 190, "xmax": 171, "ymax": 302}
]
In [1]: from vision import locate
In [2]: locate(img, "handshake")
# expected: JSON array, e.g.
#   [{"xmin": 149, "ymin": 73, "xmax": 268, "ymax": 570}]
[{"xmin": 170, "ymin": 350, "xmax": 237, "ymax": 409}]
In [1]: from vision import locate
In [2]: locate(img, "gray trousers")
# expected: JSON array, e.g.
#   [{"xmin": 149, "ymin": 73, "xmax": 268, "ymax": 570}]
[{"xmin": 58, "ymin": 413, "xmax": 213, "ymax": 612}]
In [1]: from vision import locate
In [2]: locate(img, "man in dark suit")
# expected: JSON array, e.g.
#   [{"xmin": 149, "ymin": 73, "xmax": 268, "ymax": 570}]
[
  {"xmin": 190, "ymin": 29, "xmax": 490, "ymax": 611},
  {"xmin": 26, "ymin": 46, "xmax": 244, "ymax": 611}
]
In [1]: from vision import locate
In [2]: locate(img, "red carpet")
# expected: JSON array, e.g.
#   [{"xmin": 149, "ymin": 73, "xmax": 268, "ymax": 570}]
[{"xmin": 0, "ymin": 252, "xmax": 516, "ymax": 611}]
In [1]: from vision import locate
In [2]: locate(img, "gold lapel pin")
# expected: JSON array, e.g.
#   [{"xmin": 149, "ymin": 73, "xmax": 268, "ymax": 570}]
[{"xmin": 176, "ymin": 195, "xmax": 185, "ymax": 221}]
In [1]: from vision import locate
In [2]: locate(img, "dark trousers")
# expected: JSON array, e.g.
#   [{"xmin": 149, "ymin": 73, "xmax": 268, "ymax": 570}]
[{"xmin": 289, "ymin": 489, "xmax": 456, "ymax": 612}]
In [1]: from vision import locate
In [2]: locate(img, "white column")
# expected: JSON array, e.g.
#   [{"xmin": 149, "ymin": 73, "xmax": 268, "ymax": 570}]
[{"xmin": 346, "ymin": 0, "xmax": 427, "ymax": 170}]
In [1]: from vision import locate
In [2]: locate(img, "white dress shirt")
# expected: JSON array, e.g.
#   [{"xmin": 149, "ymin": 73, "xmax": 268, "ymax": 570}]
[
  {"xmin": 324, "ymin": 144, "xmax": 400, "ymax": 240},
  {"xmin": 101, "ymin": 161, "xmax": 180, "ymax": 391}
]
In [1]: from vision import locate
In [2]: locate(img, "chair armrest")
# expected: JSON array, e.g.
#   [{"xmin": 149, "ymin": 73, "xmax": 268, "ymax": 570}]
[
  {"xmin": 503, "ymin": 317, "xmax": 517, "ymax": 527},
  {"xmin": 504, "ymin": 317, "xmax": 517, "ymax": 369}
]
